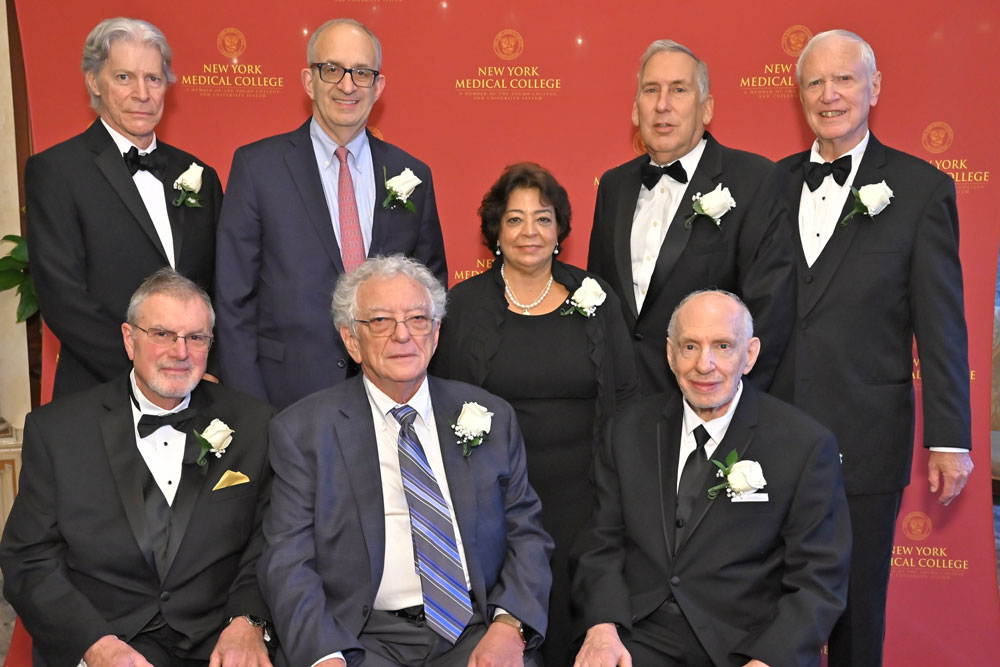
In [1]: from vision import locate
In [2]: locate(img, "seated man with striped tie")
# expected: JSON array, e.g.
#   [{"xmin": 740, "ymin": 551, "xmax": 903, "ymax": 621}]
[
  {"xmin": 260, "ymin": 255, "xmax": 553, "ymax": 667},
  {"xmin": 0, "ymin": 268, "xmax": 274, "ymax": 666}
]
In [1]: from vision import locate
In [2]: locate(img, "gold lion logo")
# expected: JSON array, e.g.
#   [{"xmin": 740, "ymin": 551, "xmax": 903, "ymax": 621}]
[
  {"xmin": 217, "ymin": 28, "xmax": 247, "ymax": 60},
  {"xmin": 921, "ymin": 122, "xmax": 953, "ymax": 154},
  {"xmin": 901, "ymin": 511, "xmax": 932, "ymax": 541},
  {"xmin": 632, "ymin": 130, "xmax": 647, "ymax": 156},
  {"xmin": 493, "ymin": 29, "xmax": 524, "ymax": 61},
  {"xmin": 781, "ymin": 25, "xmax": 813, "ymax": 57}
]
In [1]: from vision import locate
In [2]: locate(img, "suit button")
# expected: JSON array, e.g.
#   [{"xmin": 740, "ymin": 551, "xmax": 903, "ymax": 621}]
[
  {"xmin": 337, "ymin": 359, "xmax": 347, "ymax": 369},
  {"xmin": 362, "ymin": 605, "xmax": 369, "ymax": 616},
  {"xmin": 670, "ymin": 576, "xmax": 681, "ymax": 586},
  {"xmin": 805, "ymin": 274, "xmax": 814, "ymax": 284},
  {"xmin": 675, "ymin": 518, "xmax": 685, "ymax": 528},
  {"xmin": 633, "ymin": 333, "xmax": 643, "ymax": 342},
  {"xmin": 160, "ymin": 591, "xmax": 170, "ymax": 602}
]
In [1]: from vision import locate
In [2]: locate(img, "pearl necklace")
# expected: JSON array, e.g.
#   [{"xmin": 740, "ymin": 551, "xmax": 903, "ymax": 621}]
[{"xmin": 501, "ymin": 263, "xmax": 553, "ymax": 315}]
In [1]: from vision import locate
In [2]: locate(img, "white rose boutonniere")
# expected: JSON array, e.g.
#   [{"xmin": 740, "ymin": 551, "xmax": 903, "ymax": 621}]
[
  {"xmin": 172, "ymin": 162, "xmax": 204, "ymax": 208},
  {"xmin": 382, "ymin": 166, "xmax": 422, "ymax": 214},
  {"xmin": 707, "ymin": 450, "xmax": 767, "ymax": 499},
  {"xmin": 841, "ymin": 180, "xmax": 893, "ymax": 226},
  {"xmin": 451, "ymin": 402, "xmax": 493, "ymax": 457},
  {"xmin": 560, "ymin": 277, "xmax": 607, "ymax": 318},
  {"xmin": 685, "ymin": 183, "xmax": 735, "ymax": 229},
  {"xmin": 195, "ymin": 418, "xmax": 234, "ymax": 467}
]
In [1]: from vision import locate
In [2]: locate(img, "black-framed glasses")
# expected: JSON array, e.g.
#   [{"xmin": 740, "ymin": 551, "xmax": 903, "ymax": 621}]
[
  {"xmin": 355, "ymin": 315, "xmax": 436, "ymax": 337},
  {"xmin": 130, "ymin": 324, "xmax": 214, "ymax": 351},
  {"xmin": 311, "ymin": 62, "xmax": 380, "ymax": 87}
]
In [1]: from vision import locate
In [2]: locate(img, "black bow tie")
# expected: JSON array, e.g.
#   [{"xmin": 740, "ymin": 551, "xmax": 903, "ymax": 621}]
[
  {"xmin": 123, "ymin": 146, "xmax": 167, "ymax": 180},
  {"xmin": 641, "ymin": 160, "xmax": 688, "ymax": 189},
  {"xmin": 803, "ymin": 155, "xmax": 851, "ymax": 191},
  {"xmin": 137, "ymin": 407, "xmax": 197, "ymax": 438}
]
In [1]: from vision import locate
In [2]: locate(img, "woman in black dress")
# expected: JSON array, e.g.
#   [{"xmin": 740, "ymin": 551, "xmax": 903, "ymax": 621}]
[{"xmin": 432, "ymin": 163, "xmax": 639, "ymax": 665}]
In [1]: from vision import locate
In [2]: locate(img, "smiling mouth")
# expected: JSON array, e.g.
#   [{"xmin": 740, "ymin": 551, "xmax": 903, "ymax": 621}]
[{"xmin": 820, "ymin": 111, "xmax": 846, "ymax": 117}]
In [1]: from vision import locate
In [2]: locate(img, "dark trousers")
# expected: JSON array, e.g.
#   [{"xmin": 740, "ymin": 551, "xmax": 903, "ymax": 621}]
[
  {"xmin": 624, "ymin": 600, "xmax": 714, "ymax": 667},
  {"xmin": 827, "ymin": 491, "xmax": 903, "ymax": 667},
  {"xmin": 129, "ymin": 624, "xmax": 207, "ymax": 667}
]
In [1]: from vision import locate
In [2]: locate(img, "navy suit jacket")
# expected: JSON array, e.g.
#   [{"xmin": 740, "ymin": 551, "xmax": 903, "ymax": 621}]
[
  {"xmin": 572, "ymin": 383, "xmax": 850, "ymax": 667},
  {"xmin": 587, "ymin": 132, "xmax": 796, "ymax": 396},
  {"xmin": 26, "ymin": 119, "xmax": 222, "ymax": 397},
  {"xmin": 214, "ymin": 121, "xmax": 447, "ymax": 409},
  {"xmin": 771, "ymin": 134, "xmax": 971, "ymax": 494},
  {"xmin": 0, "ymin": 377, "xmax": 273, "ymax": 666},
  {"xmin": 259, "ymin": 375, "xmax": 553, "ymax": 667}
]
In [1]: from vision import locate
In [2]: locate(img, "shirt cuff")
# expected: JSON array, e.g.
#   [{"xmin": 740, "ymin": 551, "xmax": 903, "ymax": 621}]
[
  {"xmin": 311, "ymin": 652, "xmax": 346, "ymax": 667},
  {"xmin": 928, "ymin": 447, "xmax": 969, "ymax": 453}
]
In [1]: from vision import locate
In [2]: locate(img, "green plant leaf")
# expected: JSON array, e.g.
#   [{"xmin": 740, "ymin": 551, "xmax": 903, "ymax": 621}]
[
  {"xmin": 0, "ymin": 269, "xmax": 21, "ymax": 290},
  {"xmin": 15, "ymin": 289, "xmax": 38, "ymax": 323},
  {"xmin": 725, "ymin": 449, "xmax": 739, "ymax": 468},
  {"xmin": 0, "ymin": 255, "xmax": 26, "ymax": 271}
]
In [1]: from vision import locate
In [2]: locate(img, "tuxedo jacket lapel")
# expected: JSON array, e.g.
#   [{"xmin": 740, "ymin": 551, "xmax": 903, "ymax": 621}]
[
  {"xmin": 161, "ymin": 149, "xmax": 188, "ymax": 263},
  {"xmin": 87, "ymin": 122, "xmax": 168, "ymax": 263},
  {"xmin": 656, "ymin": 401, "xmax": 682, "ymax": 560},
  {"xmin": 678, "ymin": 383, "xmax": 761, "ymax": 552},
  {"xmin": 612, "ymin": 158, "xmax": 643, "ymax": 321},
  {"xmin": 643, "ymin": 134, "xmax": 720, "ymax": 318},
  {"xmin": 336, "ymin": 380, "xmax": 387, "ymax": 597},
  {"xmin": 798, "ymin": 139, "xmax": 887, "ymax": 319},
  {"xmin": 99, "ymin": 378, "xmax": 158, "ymax": 576},
  {"xmin": 285, "ymin": 122, "xmax": 345, "ymax": 273}
]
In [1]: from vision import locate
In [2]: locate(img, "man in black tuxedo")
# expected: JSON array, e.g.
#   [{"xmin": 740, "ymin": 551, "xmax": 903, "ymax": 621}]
[
  {"xmin": 0, "ymin": 269, "xmax": 273, "ymax": 667},
  {"xmin": 771, "ymin": 29, "xmax": 973, "ymax": 667},
  {"xmin": 215, "ymin": 18, "xmax": 447, "ymax": 410},
  {"xmin": 572, "ymin": 290, "xmax": 850, "ymax": 667},
  {"xmin": 587, "ymin": 39, "xmax": 795, "ymax": 396},
  {"xmin": 26, "ymin": 17, "xmax": 222, "ymax": 398}
]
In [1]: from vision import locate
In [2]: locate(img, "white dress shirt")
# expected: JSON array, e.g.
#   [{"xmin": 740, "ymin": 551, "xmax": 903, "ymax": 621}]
[
  {"xmin": 128, "ymin": 371, "xmax": 191, "ymax": 506},
  {"xmin": 310, "ymin": 119, "xmax": 376, "ymax": 254},
  {"xmin": 677, "ymin": 381, "xmax": 743, "ymax": 491},
  {"xmin": 631, "ymin": 138, "xmax": 708, "ymax": 312},
  {"xmin": 797, "ymin": 132, "xmax": 870, "ymax": 267},
  {"xmin": 101, "ymin": 119, "xmax": 174, "ymax": 267}
]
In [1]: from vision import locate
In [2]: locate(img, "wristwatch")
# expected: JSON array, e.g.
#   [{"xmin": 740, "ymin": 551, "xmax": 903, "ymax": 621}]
[
  {"xmin": 228, "ymin": 615, "xmax": 271, "ymax": 643},
  {"xmin": 493, "ymin": 613, "xmax": 526, "ymax": 645}
]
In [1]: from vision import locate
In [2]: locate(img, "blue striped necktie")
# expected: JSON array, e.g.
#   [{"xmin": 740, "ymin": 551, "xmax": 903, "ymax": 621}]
[{"xmin": 391, "ymin": 405, "xmax": 473, "ymax": 643}]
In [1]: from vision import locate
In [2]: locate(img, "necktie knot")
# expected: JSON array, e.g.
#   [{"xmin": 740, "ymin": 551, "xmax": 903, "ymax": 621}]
[
  {"xmin": 803, "ymin": 154, "xmax": 851, "ymax": 191},
  {"xmin": 390, "ymin": 404, "xmax": 418, "ymax": 427},
  {"xmin": 334, "ymin": 145, "xmax": 350, "ymax": 165},
  {"xmin": 692, "ymin": 424, "xmax": 711, "ymax": 451},
  {"xmin": 123, "ymin": 146, "xmax": 167, "ymax": 180},
  {"xmin": 641, "ymin": 160, "xmax": 688, "ymax": 189}
]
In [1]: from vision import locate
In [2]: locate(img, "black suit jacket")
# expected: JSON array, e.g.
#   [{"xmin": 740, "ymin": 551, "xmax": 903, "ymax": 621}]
[
  {"xmin": 771, "ymin": 134, "xmax": 971, "ymax": 494},
  {"xmin": 214, "ymin": 122, "xmax": 448, "ymax": 409},
  {"xmin": 259, "ymin": 375, "xmax": 553, "ymax": 667},
  {"xmin": 0, "ymin": 377, "xmax": 274, "ymax": 666},
  {"xmin": 25, "ymin": 119, "xmax": 222, "ymax": 397},
  {"xmin": 572, "ymin": 383, "xmax": 850, "ymax": 667},
  {"xmin": 587, "ymin": 133, "xmax": 795, "ymax": 395}
]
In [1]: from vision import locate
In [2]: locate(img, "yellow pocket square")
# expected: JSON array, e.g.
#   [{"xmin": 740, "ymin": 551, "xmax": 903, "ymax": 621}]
[{"xmin": 213, "ymin": 470, "xmax": 250, "ymax": 491}]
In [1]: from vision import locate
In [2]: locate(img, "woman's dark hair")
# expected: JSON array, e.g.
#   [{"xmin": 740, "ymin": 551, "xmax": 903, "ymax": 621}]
[{"xmin": 479, "ymin": 162, "xmax": 572, "ymax": 249}]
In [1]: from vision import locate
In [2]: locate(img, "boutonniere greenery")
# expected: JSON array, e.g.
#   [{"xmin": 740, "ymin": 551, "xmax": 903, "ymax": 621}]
[
  {"xmin": 451, "ymin": 402, "xmax": 493, "ymax": 457},
  {"xmin": 685, "ymin": 183, "xmax": 735, "ymax": 230},
  {"xmin": 195, "ymin": 418, "xmax": 234, "ymax": 467},
  {"xmin": 172, "ymin": 162, "xmax": 204, "ymax": 208},
  {"xmin": 840, "ymin": 180, "xmax": 893, "ymax": 226},
  {"xmin": 560, "ymin": 277, "xmax": 607, "ymax": 318},
  {"xmin": 707, "ymin": 450, "xmax": 767, "ymax": 499},
  {"xmin": 382, "ymin": 166, "xmax": 422, "ymax": 214}
]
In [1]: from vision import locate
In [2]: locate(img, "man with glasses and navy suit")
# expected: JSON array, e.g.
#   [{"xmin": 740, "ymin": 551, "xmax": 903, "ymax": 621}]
[{"xmin": 215, "ymin": 18, "xmax": 447, "ymax": 410}]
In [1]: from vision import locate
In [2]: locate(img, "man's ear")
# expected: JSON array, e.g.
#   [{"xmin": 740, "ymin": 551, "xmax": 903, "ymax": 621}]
[{"xmin": 341, "ymin": 326, "xmax": 363, "ymax": 364}]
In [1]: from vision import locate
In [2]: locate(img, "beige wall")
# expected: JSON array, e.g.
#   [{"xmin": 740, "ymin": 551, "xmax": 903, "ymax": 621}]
[{"xmin": 0, "ymin": 6, "xmax": 31, "ymax": 430}]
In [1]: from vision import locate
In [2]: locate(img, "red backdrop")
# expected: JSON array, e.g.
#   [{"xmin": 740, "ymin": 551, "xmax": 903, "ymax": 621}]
[{"xmin": 14, "ymin": 1, "xmax": 1000, "ymax": 663}]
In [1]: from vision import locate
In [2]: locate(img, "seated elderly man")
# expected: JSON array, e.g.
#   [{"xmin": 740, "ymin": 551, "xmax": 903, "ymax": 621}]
[
  {"xmin": 572, "ymin": 290, "xmax": 850, "ymax": 667},
  {"xmin": 259, "ymin": 255, "xmax": 553, "ymax": 667},
  {"xmin": 0, "ymin": 268, "xmax": 273, "ymax": 667}
]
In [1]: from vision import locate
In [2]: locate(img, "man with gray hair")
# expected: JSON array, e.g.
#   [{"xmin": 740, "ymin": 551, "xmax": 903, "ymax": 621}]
[
  {"xmin": 215, "ymin": 18, "xmax": 447, "ymax": 410},
  {"xmin": 26, "ymin": 17, "xmax": 223, "ymax": 398},
  {"xmin": 260, "ymin": 255, "xmax": 552, "ymax": 667},
  {"xmin": 0, "ymin": 268, "xmax": 274, "ymax": 667},
  {"xmin": 573, "ymin": 289, "xmax": 850, "ymax": 667},
  {"xmin": 587, "ymin": 39, "xmax": 795, "ymax": 398},
  {"xmin": 772, "ymin": 29, "xmax": 973, "ymax": 666}
]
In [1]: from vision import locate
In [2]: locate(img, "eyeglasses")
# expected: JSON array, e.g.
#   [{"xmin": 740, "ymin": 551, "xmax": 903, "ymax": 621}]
[
  {"xmin": 131, "ymin": 324, "xmax": 214, "ymax": 351},
  {"xmin": 355, "ymin": 315, "xmax": 436, "ymax": 337},
  {"xmin": 311, "ymin": 62, "xmax": 380, "ymax": 87}
]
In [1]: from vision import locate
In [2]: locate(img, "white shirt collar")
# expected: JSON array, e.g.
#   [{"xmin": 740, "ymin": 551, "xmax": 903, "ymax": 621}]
[
  {"xmin": 681, "ymin": 379, "xmax": 743, "ymax": 444},
  {"xmin": 101, "ymin": 118, "xmax": 158, "ymax": 155},
  {"xmin": 128, "ymin": 369, "xmax": 191, "ymax": 416},
  {"xmin": 363, "ymin": 375, "xmax": 433, "ymax": 426},
  {"xmin": 809, "ymin": 130, "xmax": 869, "ymax": 165},
  {"xmin": 650, "ymin": 136, "xmax": 708, "ymax": 176}
]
